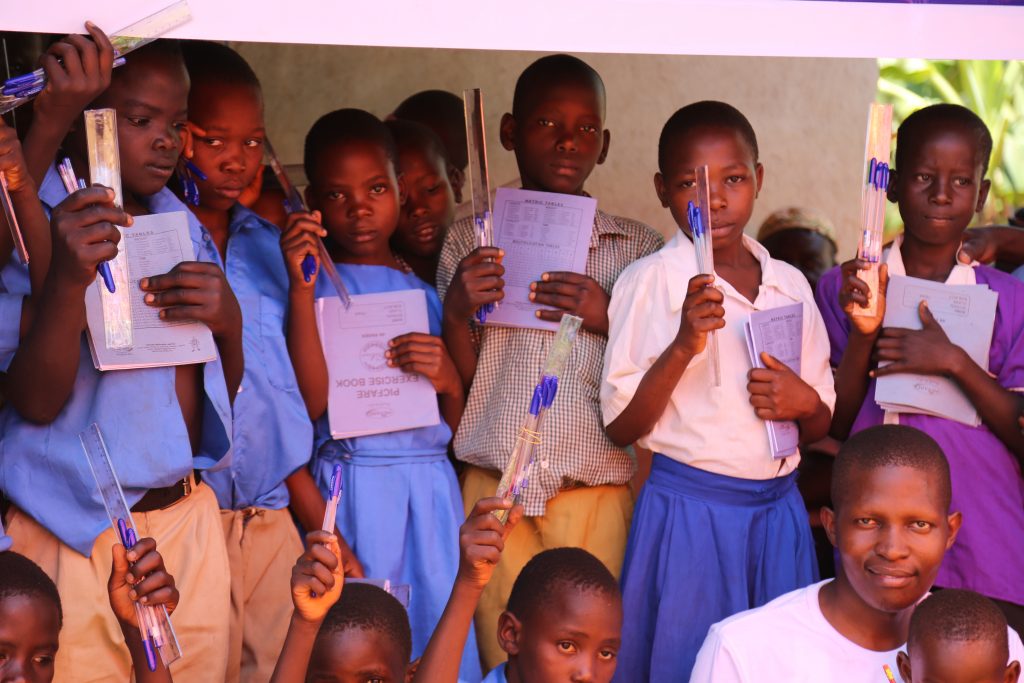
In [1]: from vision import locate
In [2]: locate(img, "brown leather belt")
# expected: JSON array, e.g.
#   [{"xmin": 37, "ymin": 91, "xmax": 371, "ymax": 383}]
[{"xmin": 131, "ymin": 471, "xmax": 201, "ymax": 513}]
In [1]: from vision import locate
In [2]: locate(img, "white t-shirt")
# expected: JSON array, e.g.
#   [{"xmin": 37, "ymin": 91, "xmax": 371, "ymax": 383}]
[
  {"xmin": 690, "ymin": 580, "xmax": 1024, "ymax": 682},
  {"xmin": 602, "ymin": 231, "xmax": 836, "ymax": 480}
]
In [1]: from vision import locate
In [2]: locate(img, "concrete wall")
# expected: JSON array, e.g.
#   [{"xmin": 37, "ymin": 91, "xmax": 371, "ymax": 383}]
[{"xmin": 234, "ymin": 43, "xmax": 878, "ymax": 260}]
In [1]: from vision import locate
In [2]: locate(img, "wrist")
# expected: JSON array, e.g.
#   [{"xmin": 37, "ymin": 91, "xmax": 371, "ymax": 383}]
[
  {"xmin": 291, "ymin": 609, "xmax": 326, "ymax": 631},
  {"xmin": 946, "ymin": 345, "xmax": 972, "ymax": 381},
  {"xmin": 453, "ymin": 574, "xmax": 487, "ymax": 596}
]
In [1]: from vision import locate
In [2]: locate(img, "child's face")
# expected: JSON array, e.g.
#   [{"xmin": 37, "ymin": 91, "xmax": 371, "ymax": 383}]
[
  {"xmin": 501, "ymin": 588, "xmax": 622, "ymax": 683},
  {"xmin": 188, "ymin": 82, "xmax": 266, "ymax": 212},
  {"xmin": 822, "ymin": 465, "xmax": 961, "ymax": 615},
  {"xmin": 306, "ymin": 628, "xmax": 409, "ymax": 683},
  {"xmin": 90, "ymin": 52, "xmax": 190, "ymax": 200},
  {"xmin": 393, "ymin": 142, "xmax": 454, "ymax": 260},
  {"xmin": 500, "ymin": 81, "xmax": 609, "ymax": 196},
  {"xmin": 654, "ymin": 126, "xmax": 763, "ymax": 253},
  {"xmin": 0, "ymin": 594, "xmax": 61, "ymax": 683},
  {"xmin": 306, "ymin": 140, "xmax": 403, "ymax": 262},
  {"xmin": 890, "ymin": 123, "xmax": 991, "ymax": 248},
  {"xmin": 897, "ymin": 639, "xmax": 1021, "ymax": 683}
]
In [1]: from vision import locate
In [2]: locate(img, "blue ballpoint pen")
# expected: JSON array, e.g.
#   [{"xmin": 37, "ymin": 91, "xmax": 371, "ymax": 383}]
[{"xmin": 117, "ymin": 519, "xmax": 158, "ymax": 672}]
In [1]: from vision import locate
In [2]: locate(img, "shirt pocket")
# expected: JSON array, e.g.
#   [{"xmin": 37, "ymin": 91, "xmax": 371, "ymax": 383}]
[{"xmin": 259, "ymin": 295, "xmax": 300, "ymax": 392}]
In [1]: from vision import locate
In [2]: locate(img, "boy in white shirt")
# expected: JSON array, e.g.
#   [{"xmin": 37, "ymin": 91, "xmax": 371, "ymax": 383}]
[{"xmin": 690, "ymin": 425, "xmax": 1024, "ymax": 682}]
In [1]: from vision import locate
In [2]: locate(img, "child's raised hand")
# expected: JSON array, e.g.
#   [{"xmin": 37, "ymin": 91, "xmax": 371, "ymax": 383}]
[
  {"xmin": 33, "ymin": 23, "xmax": 115, "ymax": 130},
  {"xmin": 291, "ymin": 530, "xmax": 344, "ymax": 625},
  {"xmin": 456, "ymin": 497, "xmax": 523, "ymax": 592},
  {"xmin": 444, "ymin": 246, "xmax": 504, "ymax": 321},
  {"xmin": 871, "ymin": 301, "xmax": 966, "ymax": 379},
  {"xmin": 50, "ymin": 186, "xmax": 132, "ymax": 289},
  {"xmin": 0, "ymin": 120, "xmax": 32, "ymax": 193},
  {"xmin": 530, "ymin": 271, "xmax": 610, "ymax": 335},
  {"xmin": 280, "ymin": 211, "xmax": 326, "ymax": 292},
  {"xmin": 674, "ymin": 274, "xmax": 725, "ymax": 356},
  {"xmin": 839, "ymin": 259, "xmax": 888, "ymax": 337},
  {"xmin": 747, "ymin": 351, "xmax": 822, "ymax": 422},
  {"xmin": 140, "ymin": 262, "xmax": 242, "ymax": 340},
  {"xmin": 108, "ymin": 537, "xmax": 179, "ymax": 627},
  {"xmin": 386, "ymin": 333, "xmax": 462, "ymax": 397}
]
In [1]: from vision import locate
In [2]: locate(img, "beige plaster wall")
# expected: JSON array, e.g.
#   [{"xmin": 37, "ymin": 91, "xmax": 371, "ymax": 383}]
[{"xmin": 234, "ymin": 43, "xmax": 878, "ymax": 260}]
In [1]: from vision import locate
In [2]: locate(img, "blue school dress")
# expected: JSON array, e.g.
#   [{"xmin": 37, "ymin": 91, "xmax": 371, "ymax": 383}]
[{"xmin": 311, "ymin": 263, "xmax": 481, "ymax": 682}]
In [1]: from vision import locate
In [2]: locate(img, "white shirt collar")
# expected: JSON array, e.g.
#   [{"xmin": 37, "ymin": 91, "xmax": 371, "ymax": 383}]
[{"xmin": 883, "ymin": 235, "xmax": 978, "ymax": 285}]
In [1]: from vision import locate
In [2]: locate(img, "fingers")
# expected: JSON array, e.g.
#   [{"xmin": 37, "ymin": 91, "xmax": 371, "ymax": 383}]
[
  {"xmin": 283, "ymin": 211, "xmax": 326, "ymax": 239},
  {"xmin": 530, "ymin": 291, "xmax": 578, "ymax": 311},
  {"xmin": 84, "ymin": 21, "xmax": 115, "ymax": 72},
  {"xmin": 110, "ymin": 542, "xmax": 130, "ymax": 586},
  {"xmin": 462, "ymin": 246, "xmax": 504, "ymax": 266},
  {"xmin": 539, "ymin": 271, "xmax": 588, "ymax": 285},
  {"xmin": 535, "ymin": 308, "xmax": 567, "ymax": 323},
  {"xmin": 467, "ymin": 496, "xmax": 513, "ymax": 520},
  {"xmin": 140, "ymin": 263, "xmax": 219, "ymax": 293},
  {"xmin": 918, "ymin": 300, "xmax": 937, "ymax": 327},
  {"xmin": 759, "ymin": 352, "xmax": 788, "ymax": 372},
  {"xmin": 687, "ymin": 273, "xmax": 715, "ymax": 293}
]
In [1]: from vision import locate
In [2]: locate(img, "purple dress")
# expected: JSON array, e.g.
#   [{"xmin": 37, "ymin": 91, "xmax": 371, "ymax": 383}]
[{"xmin": 816, "ymin": 263, "xmax": 1024, "ymax": 608}]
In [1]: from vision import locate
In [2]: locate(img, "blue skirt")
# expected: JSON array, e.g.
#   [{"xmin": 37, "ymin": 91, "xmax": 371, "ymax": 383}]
[
  {"xmin": 614, "ymin": 455, "xmax": 817, "ymax": 682},
  {"xmin": 311, "ymin": 449, "xmax": 482, "ymax": 682}
]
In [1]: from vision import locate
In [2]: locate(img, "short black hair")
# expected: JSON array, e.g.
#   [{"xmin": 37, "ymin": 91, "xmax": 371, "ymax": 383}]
[
  {"xmin": 111, "ymin": 39, "xmax": 184, "ymax": 85},
  {"xmin": 317, "ymin": 583, "xmax": 411, "ymax": 664},
  {"xmin": 506, "ymin": 547, "xmax": 620, "ymax": 623},
  {"xmin": 896, "ymin": 103, "xmax": 993, "ymax": 177},
  {"xmin": 386, "ymin": 119, "xmax": 450, "ymax": 167},
  {"xmin": 181, "ymin": 40, "xmax": 261, "ymax": 92},
  {"xmin": 392, "ymin": 90, "xmax": 467, "ymax": 171},
  {"xmin": 0, "ymin": 551, "xmax": 63, "ymax": 627},
  {"xmin": 512, "ymin": 54, "xmax": 606, "ymax": 121},
  {"xmin": 303, "ymin": 108, "xmax": 396, "ymax": 183},
  {"xmin": 909, "ymin": 589, "xmax": 1008, "ymax": 657},
  {"xmin": 831, "ymin": 425, "xmax": 951, "ymax": 513},
  {"xmin": 658, "ymin": 100, "xmax": 760, "ymax": 174}
]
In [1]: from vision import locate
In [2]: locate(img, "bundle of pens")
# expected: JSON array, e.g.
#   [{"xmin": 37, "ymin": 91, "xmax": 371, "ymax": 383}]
[
  {"xmin": 264, "ymin": 138, "xmax": 352, "ymax": 308},
  {"xmin": 0, "ymin": 1, "xmax": 192, "ymax": 115},
  {"xmin": 80, "ymin": 423, "xmax": 182, "ymax": 671},
  {"xmin": 686, "ymin": 164, "xmax": 721, "ymax": 387},
  {"xmin": 493, "ymin": 314, "xmax": 583, "ymax": 523},
  {"xmin": 853, "ymin": 103, "xmax": 893, "ymax": 319},
  {"xmin": 0, "ymin": 170, "xmax": 27, "ymax": 264},
  {"xmin": 84, "ymin": 108, "xmax": 133, "ymax": 349},
  {"xmin": 322, "ymin": 464, "xmax": 343, "ymax": 534},
  {"xmin": 463, "ymin": 88, "xmax": 495, "ymax": 324},
  {"xmin": 57, "ymin": 157, "xmax": 116, "ymax": 293}
]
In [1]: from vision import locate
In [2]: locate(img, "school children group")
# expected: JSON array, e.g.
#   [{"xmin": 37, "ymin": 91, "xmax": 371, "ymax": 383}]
[{"xmin": 0, "ymin": 26, "xmax": 1021, "ymax": 683}]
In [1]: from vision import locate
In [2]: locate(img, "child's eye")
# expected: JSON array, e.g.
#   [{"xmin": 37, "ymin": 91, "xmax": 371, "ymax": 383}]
[
  {"xmin": 327, "ymin": 191, "xmax": 344, "ymax": 201},
  {"xmin": 173, "ymin": 121, "xmax": 188, "ymax": 132},
  {"xmin": 911, "ymin": 520, "xmax": 934, "ymax": 531},
  {"xmin": 370, "ymin": 184, "xmax": 388, "ymax": 195},
  {"xmin": 126, "ymin": 117, "xmax": 150, "ymax": 127},
  {"xmin": 579, "ymin": 124, "xmax": 598, "ymax": 134},
  {"xmin": 365, "ymin": 678, "xmax": 384, "ymax": 683},
  {"xmin": 557, "ymin": 640, "xmax": 577, "ymax": 654},
  {"xmin": 201, "ymin": 137, "xmax": 223, "ymax": 148},
  {"xmin": 854, "ymin": 518, "xmax": 878, "ymax": 528},
  {"xmin": 538, "ymin": 118, "xmax": 555, "ymax": 127},
  {"xmin": 598, "ymin": 648, "xmax": 617, "ymax": 661},
  {"xmin": 953, "ymin": 176, "xmax": 972, "ymax": 186},
  {"xmin": 726, "ymin": 175, "xmax": 746, "ymax": 184},
  {"xmin": 33, "ymin": 654, "xmax": 55, "ymax": 666},
  {"xmin": 677, "ymin": 179, "xmax": 696, "ymax": 190},
  {"xmin": 914, "ymin": 173, "xmax": 932, "ymax": 182},
  {"xmin": 245, "ymin": 138, "xmax": 264, "ymax": 149},
  {"xmin": 427, "ymin": 184, "xmax": 441, "ymax": 194}
]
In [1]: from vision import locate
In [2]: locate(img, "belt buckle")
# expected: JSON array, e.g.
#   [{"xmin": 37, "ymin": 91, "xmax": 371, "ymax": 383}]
[{"xmin": 182, "ymin": 476, "xmax": 193, "ymax": 498}]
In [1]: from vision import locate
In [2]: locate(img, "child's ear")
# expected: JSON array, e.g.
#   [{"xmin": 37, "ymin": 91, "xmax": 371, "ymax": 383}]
[
  {"xmin": 754, "ymin": 162, "xmax": 765, "ymax": 197},
  {"xmin": 447, "ymin": 165, "xmax": 465, "ymax": 204},
  {"xmin": 497, "ymin": 610, "xmax": 523, "ymax": 656},
  {"xmin": 1005, "ymin": 660, "xmax": 1021, "ymax": 683},
  {"xmin": 397, "ymin": 172, "xmax": 408, "ymax": 206},
  {"xmin": 944, "ymin": 510, "xmax": 962, "ymax": 551},
  {"xmin": 653, "ymin": 172, "xmax": 670, "ymax": 209},
  {"xmin": 304, "ymin": 185, "xmax": 319, "ymax": 212},
  {"xmin": 896, "ymin": 651, "xmax": 913, "ymax": 683},
  {"xmin": 596, "ymin": 129, "xmax": 611, "ymax": 166},
  {"xmin": 820, "ymin": 506, "xmax": 838, "ymax": 548},
  {"xmin": 887, "ymin": 169, "xmax": 900, "ymax": 205},
  {"xmin": 976, "ymin": 177, "xmax": 992, "ymax": 215},
  {"xmin": 499, "ymin": 113, "xmax": 517, "ymax": 152}
]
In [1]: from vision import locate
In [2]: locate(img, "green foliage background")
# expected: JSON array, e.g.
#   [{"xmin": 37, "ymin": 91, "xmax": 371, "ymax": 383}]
[{"xmin": 878, "ymin": 59, "xmax": 1023, "ymax": 228}]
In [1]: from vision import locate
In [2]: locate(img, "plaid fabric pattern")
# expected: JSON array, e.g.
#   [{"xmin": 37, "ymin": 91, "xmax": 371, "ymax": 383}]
[{"xmin": 437, "ymin": 208, "xmax": 663, "ymax": 515}]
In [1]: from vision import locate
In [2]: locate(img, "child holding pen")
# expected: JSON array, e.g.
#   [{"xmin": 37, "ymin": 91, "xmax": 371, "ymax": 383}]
[
  {"xmin": 601, "ymin": 101, "xmax": 835, "ymax": 679},
  {"xmin": 816, "ymin": 103, "xmax": 1024, "ymax": 637},
  {"xmin": 1, "ymin": 41, "xmax": 238, "ymax": 682},
  {"xmin": 281, "ymin": 108, "xmax": 479, "ymax": 680}
]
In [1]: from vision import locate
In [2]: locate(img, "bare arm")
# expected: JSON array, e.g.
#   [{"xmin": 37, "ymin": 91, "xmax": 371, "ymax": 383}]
[{"xmin": 440, "ymin": 247, "xmax": 503, "ymax": 391}]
